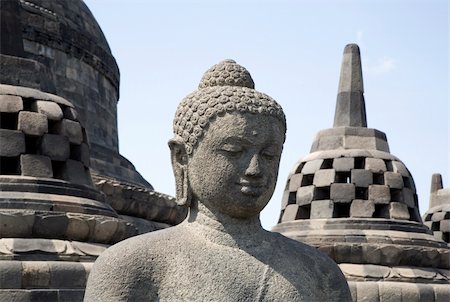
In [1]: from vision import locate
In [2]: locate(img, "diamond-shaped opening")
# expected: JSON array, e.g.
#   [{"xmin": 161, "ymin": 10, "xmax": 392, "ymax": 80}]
[
  {"xmin": 408, "ymin": 207, "xmax": 421, "ymax": 223},
  {"xmin": 22, "ymin": 98, "xmax": 33, "ymax": 111},
  {"xmin": 403, "ymin": 177, "xmax": 412, "ymax": 189},
  {"xmin": 301, "ymin": 174, "xmax": 314, "ymax": 186},
  {"xmin": 373, "ymin": 204, "xmax": 390, "ymax": 219},
  {"xmin": 336, "ymin": 172, "xmax": 351, "ymax": 183},
  {"xmin": 334, "ymin": 203, "xmax": 350, "ymax": 218},
  {"xmin": 315, "ymin": 187, "xmax": 330, "ymax": 200},
  {"xmin": 0, "ymin": 156, "xmax": 20, "ymax": 175},
  {"xmin": 355, "ymin": 187, "xmax": 368, "ymax": 199},
  {"xmin": 0, "ymin": 112, "xmax": 18, "ymax": 129},
  {"xmin": 48, "ymin": 119, "xmax": 60, "ymax": 134},
  {"xmin": 443, "ymin": 232, "xmax": 449, "ymax": 243},
  {"xmin": 431, "ymin": 221, "xmax": 440, "ymax": 232},
  {"xmin": 320, "ymin": 159, "xmax": 333, "ymax": 169},
  {"xmin": 70, "ymin": 144, "xmax": 82, "ymax": 161},
  {"xmin": 288, "ymin": 192, "xmax": 296, "ymax": 205},
  {"xmin": 277, "ymin": 210, "xmax": 285, "ymax": 223},
  {"xmin": 354, "ymin": 157, "xmax": 365, "ymax": 169},
  {"xmin": 373, "ymin": 173, "xmax": 384, "ymax": 185},
  {"xmin": 297, "ymin": 204, "xmax": 311, "ymax": 219}
]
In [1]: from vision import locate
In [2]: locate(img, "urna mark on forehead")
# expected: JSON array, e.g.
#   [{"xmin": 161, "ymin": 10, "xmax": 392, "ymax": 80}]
[{"xmin": 173, "ymin": 59, "xmax": 286, "ymax": 155}]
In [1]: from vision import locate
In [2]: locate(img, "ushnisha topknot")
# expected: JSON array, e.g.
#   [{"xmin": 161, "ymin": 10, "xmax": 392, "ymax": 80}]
[{"xmin": 173, "ymin": 59, "xmax": 286, "ymax": 155}]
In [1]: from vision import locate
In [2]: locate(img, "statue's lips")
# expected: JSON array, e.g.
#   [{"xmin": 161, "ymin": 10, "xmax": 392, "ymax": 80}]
[{"xmin": 238, "ymin": 182, "xmax": 265, "ymax": 196}]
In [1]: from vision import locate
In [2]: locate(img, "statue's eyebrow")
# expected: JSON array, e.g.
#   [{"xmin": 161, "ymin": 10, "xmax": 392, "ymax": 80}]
[{"xmin": 221, "ymin": 136, "xmax": 253, "ymax": 146}]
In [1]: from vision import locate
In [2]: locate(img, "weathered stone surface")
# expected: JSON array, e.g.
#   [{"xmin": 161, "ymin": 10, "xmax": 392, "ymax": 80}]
[
  {"xmin": 368, "ymin": 185, "xmax": 390, "ymax": 204},
  {"xmin": 18, "ymin": 111, "xmax": 48, "ymax": 136},
  {"xmin": 391, "ymin": 160, "xmax": 409, "ymax": 176},
  {"xmin": 384, "ymin": 172, "xmax": 404, "ymax": 189},
  {"xmin": 365, "ymin": 158, "xmax": 386, "ymax": 172},
  {"xmin": 351, "ymin": 169, "xmax": 373, "ymax": 187},
  {"xmin": 350, "ymin": 199, "xmax": 375, "ymax": 217},
  {"xmin": 301, "ymin": 159, "xmax": 324, "ymax": 174},
  {"xmin": 85, "ymin": 60, "xmax": 352, "ymax": 302},
  {"xmin": 381, "ymin": 202, "xmax": 410, "ymax": 220},
  {"xmin": 39, "ymin": 134, "xmax": 70, "ymax": 161},
  {"xmin": 55, "ymin": 119, "xmax": 83, "ymax": 144},
  {"xmin": 71, "ymin": 143, "xmax": 90, "ymax": 167},
  {"xmin": 311, "ymin": 200, "xmax": 335, "ymax": 218},
  {"xmin": 0, "ymin": 129, "xmax": 25, "ymax": 156},
  {"xmin": 22, "ymin": 261, "xmax": 50, "ymax": 288},
  {"xmin": 296, "ymin": 185, "xmax": 315, "ymax": 205},
  {"xmin": 313, "ymin": 169, "xmax": 336, "ymax": 187},
  {"xmin": 64, "ymin": 106, "xmax": 79, "ymax": 121},
  {"xmin": 62, "ymin": 160, "xmax": 91, "ymax": 186},
  {"xmin": 0, "ymin": 94, "xmax": 23, "ymax": 112},
  {"xmin": 288, "ymin": 173, "xmax": 303, "ymax": 191},
  {"xmin": 333, "ymin": 157, "xmax": 354, "ymax": 171},
  {"xmin": 281, "ymin": 204, "xmax": 301, "ymax": 222},
  {"xmin": 331, "ymin": 183, "xmax": 355, "ymax": 203},
  {"xmin": 20, "ymin": 154, "xmax": 53, "ymax": 178},
  {"xmin": 0, "ymin": 261, "xmax": 22, "ymax": 288},
  {"xmin": 31, "ymin": 100, "xmax": 63, "ymax": 121}
]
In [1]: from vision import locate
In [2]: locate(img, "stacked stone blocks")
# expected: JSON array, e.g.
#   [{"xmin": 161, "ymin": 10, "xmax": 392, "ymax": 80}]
[
  {"xmin": 0, "ymin": 89, "xmax": 91, "ymax": 186},
  {"xmin": 280, "ymin": 153, "xmax": 419, "ymax": 223}
]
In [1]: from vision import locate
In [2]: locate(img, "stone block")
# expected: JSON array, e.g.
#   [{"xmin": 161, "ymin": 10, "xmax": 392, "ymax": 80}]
[
  {"xmin": 392, "ymin": 160, "xmax": 409, "ymax": 176},
  {"xmin": 33, "ymin": 214, "xmax": 69, "ymax": 238},
  {"xmin": 440, "ymin": 220, "xmax": 450, "ymax": 232},
  {"xmin": 18, "ymin": 111, "xmax": 48, "ymax": 136},
  {"xmin": 281, "ymin": 204, "xmax": 300, "ymax": 222},
  {"xmin": 39, "ymin": 134, "xmax": 70, "ymax": 161},
  {"xmin": 365, "ymin": 158, "xmax": 386, "ymax": 172},
  {"xmin": 0, "ymin": 261, "xmax": 22, "ymax": 288},
  {"xmin": 0, "ymin": 129, "xmax": 25, "ymax": 156},
  {"xmin": 64, "ymin": 106, "xmax": 79, "ymax": 120},
  {"xmin": 431, "ymin": 212, "xmax": 447, "ymax": 222},
  {"xmin": 0, "ymin": 95, "xmax": 23, "ymax": 112},
  {"xmin": 351, "ymin": 169, "xmax": 373, "ymax": 187},
  {"xmin": 313, "ymin": 169, "xmax": 335, "ymax": 187},
  {"xmin": 66, "ymin": 215, "xmax": 90, "ymax": 241},
  {"xmin": 344, "ymin": 136, "xmax": 377, "ymax": 150},
  {"xmin": 379, "ymin": 282, "xmax": 401, "ymax": 302},
  {"xmin": 20, "ymin": 154, "xmax": 53, "ymax": 178},
  {"xmin": 350, "ymin": 199, "xmax": 375, "ymax": 218},
  {"xmin": 288, "ymin": 174, "xmax": 303, "ymax": 192},
  {"xmin": 310, "ymin": 200, "xmax": 334, "ymax": 218},
  {"xmin": 301, "ymin": 159, "xmax": 323, "ymax": 174},
  {"xmin": 31, "ymin": 100, "xmax": 63, "ymax": 121},
  {"xmin": 55, "ymin": 119, "xmax": 83, "ymax": 144},
  {"xmin": 49, "ymin": 262, "xmax": 87, "ymax": 288},
  {"xmin": 368, "ymin": 185, "xmax": 390, "ymax": 204},
  {"xmin": 22, "ymin": 261, "xmax": 50, "ymax": 288},
  {"xmin": 71, "ymin": 142, "xmax": 90, "ymax": 167},
  {"xmin": 296, "ymin": 185, "xmax": 315, "ymax": 205},
  {"xmin": 0, "ymin": 290, "xmax": 31, "ymax": 301},
  {"xmin": 332, "ymin": 157, "xmax": 354, "ymax": 171},
  {"xmin": 62, "ymin": 159, "xmax": 91, "ymax": 186},
  {"xmin": 330, "ymin": 183, "xmax": 355, "ymax": 203},
  {"xmin": 381, "ymin": 202, "xmax": 410, "ymax": 220},
  {"xmin": 384, "ymin": 172, "xmax": 403, "ymax": 189}
]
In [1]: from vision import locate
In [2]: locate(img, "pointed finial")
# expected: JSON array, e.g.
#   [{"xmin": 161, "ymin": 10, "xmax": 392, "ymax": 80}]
[
  {"xmin": 333, "ymin": 43, "xmax": 367, "ymax": 127},
  {"xmin": 430, "ymin": 173, "xmax": 443, "ymax": 193}
]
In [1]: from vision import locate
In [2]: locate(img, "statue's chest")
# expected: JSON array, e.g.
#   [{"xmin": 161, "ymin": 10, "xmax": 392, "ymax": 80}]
[{"xmin": 157, "ymin": 245, "xmax": 305, "ymax": 301}]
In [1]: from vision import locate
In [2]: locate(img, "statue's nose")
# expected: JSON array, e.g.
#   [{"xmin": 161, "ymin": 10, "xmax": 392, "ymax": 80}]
[{"xmin": 245, "ymin": 154, "xmax": 262, "ymax": 177}]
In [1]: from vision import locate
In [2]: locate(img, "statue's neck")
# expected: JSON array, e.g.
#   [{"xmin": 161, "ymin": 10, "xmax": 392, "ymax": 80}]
[{"xmin": 185, "ymin": 201, "xmax": 267, "ymax": 249}]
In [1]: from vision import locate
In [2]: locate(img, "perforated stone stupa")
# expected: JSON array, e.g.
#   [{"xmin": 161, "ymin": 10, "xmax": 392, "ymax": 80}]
[
  {"xmin": 273, "ymin": 44, "xmax": 450, "ymax": 301},
  {"xmin": 424, "ymin": 174, "xmax": 450, "ymax": 245}
]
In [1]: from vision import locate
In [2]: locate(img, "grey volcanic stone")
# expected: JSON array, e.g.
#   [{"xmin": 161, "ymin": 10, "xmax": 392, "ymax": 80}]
[
  {"xmin": 296, "ymin": 185, "xmax": 315, "ymax": 205},
  {"xmin": 18, "ymin": 111, "xmax": 48, "ymax": 136},
  {"xmin": 365, "ymin": 158, "xmax": 386, "ymax": 172},
  {"xmin": 311, "ymin": 200, "xmax": 335, "ymax": 218},
  {"xmin": 384, "ymin": 172, "xmax": 404, "ymax": 189},
  {"xmin": 0, "ymin": 129, "xmax": 25, "ymax": 156},
  {"xmin": 0, "ymin": 95, "xmax": 23, "ymax": 112},
  {"xmin": 351, "ymin": 169, "xmax": 373, "ymax": 187},
  {"xmin": 20, "ymin": 154, "xmax": 53, "ymax": 178},
  {"xmin": 313, "ymin": 169, "xmax": 336, "ymax": 187},
  {"xmin": 39, "ymin": 134, "xmax": 70, "ymax": 161},
  {"xmin": 333, "ymin": 157, "xmax": 354, "ymax": 172},
  {"xmin": 331, "ymin": 183, "xmax": 355, "ymax": 203},
  {"xmin": 31, "ymin": 100, "xmax": 63, "ymax": 121},
  {"xmin": 85, "ymin": 60, "xmax": 351, "ymax": 302},
  {"xmin": 368, "ymin": 185, "xmax": 390, "ymax": 204},
  {"xmin": 55, "ymin": 119, "xmax": 83, "ymax": 144},
  {"xmin": 350, "ymin": 199, "xmax": 375, "ymax": 218}
]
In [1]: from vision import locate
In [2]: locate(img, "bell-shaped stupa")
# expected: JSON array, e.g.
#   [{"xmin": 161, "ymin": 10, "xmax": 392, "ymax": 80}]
[
  {"xmin": 273, "ymin": 44, "xmax": 450, "ymax": 301},
  {"xmin": 424, "ymin": 174, "xmax": 450, "ymax": 245}
]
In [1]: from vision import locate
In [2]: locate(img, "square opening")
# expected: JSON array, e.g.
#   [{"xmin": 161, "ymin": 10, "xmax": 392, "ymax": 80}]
[
  {"xmin": 355, "ymin": 187, "xmax": 368, "ymax": 199},
  {"xmin": 288, "ymin": 192, "xmax": 297, "ymax": 205},
  {"xmin": 297, "ymin": 204, "xmax": 311, "ymax": 219},
  {"xmin": 334, "ymin": 203, "xmax": 350, "ymax": 218},
  {"xmin": 0, "ymin": 113, "xmax": 18, "ymax": 129},
  {"xmin": 385, "ymin": 160, "xmax": 393, "ymax": 171},
  {"xmin": 390, "ymin": 189, "xmax": 403, "ymax": 202},
  {"xmin": 354, "ymin": 157, "xmax": 365, "ymax": 169},
  {"xmin": 336, "ymin": 172, "xmax": 351, "ymax": 183},
  {"xmin": 51, "ymin": 161, "xmax": 65, "ymax": 180},
  {"xmin": 315, "ymin": 187, "xmax": 330, "ymax": 200},
  {"xmin": 301, "ymin": 174, "xmax": 314, "ymax": 186},
  {"xmin": 70, "ymin": 144, "xmax": 82, "ymax": 161},
  {"xmin": 295, "ymin": 162, "xmax": 305, "ymax": 174},
  {"xmin": 374, "ymin": 204, "xmax": 389, "ymax": 219},
  {"xmin": 408, "ymin": 207, "xmax": 421, "ymax": 222},
  {"xmin": 403, "ymin": 177, "xmax": 411, "ymax": 189},
  {"xmin": 373, "ymin": 173, "xmax": 384, "ymax": 185},
  {"xmin": 443, "ymin": 233, "xmax": 450, "ymax": 243},
  {"xmin": 25, "ymin": 135, "xmax": 41, "ymax": 154},
  {"xmin": 320, "ymin": 158, "xmax": 333, "ymax": 169},
  {"xmin": 22, "ymin": 98, "xmax": 33, "ymax": 111},
  {"xmin": 48, "ymin": 120, "xmax": 60, "ymax": 134},
  {"xmin": 0, "ymin": 156, "xmax": 20, "ymax": 175}
]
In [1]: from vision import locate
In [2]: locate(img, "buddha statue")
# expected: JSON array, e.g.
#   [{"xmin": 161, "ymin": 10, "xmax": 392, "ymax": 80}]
[{"xmin": 84, "ymin": 60, "xmax": 352, "ymax": 301}]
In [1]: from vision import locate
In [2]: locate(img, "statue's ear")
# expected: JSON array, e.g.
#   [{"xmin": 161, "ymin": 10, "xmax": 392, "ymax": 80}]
[{"xmin": 168, "ymin": 138, "xmax": 191, "ymax": 207}]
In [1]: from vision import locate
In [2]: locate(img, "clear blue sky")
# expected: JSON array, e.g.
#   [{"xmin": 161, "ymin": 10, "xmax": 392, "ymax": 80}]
[{"xmin": 84, "ymin": 0, "xmax": 448, "ymax": 229}]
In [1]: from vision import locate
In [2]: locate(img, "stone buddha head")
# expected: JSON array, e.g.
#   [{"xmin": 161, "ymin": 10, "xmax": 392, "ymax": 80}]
[{"xmin": 169, "ymin": 59, "xmax": 286, "ymax": 219}]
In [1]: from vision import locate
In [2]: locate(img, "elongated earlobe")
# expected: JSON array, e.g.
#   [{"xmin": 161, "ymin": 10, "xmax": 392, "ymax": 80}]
[{"xmin": 168, "ymin": 138, "xmax": 191, "ymax": 207}]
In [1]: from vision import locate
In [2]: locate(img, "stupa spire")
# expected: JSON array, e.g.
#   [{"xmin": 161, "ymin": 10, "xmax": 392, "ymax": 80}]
[{"xmin": 333, "ymin": 43, "xmax": 367, "ymax": 127}]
